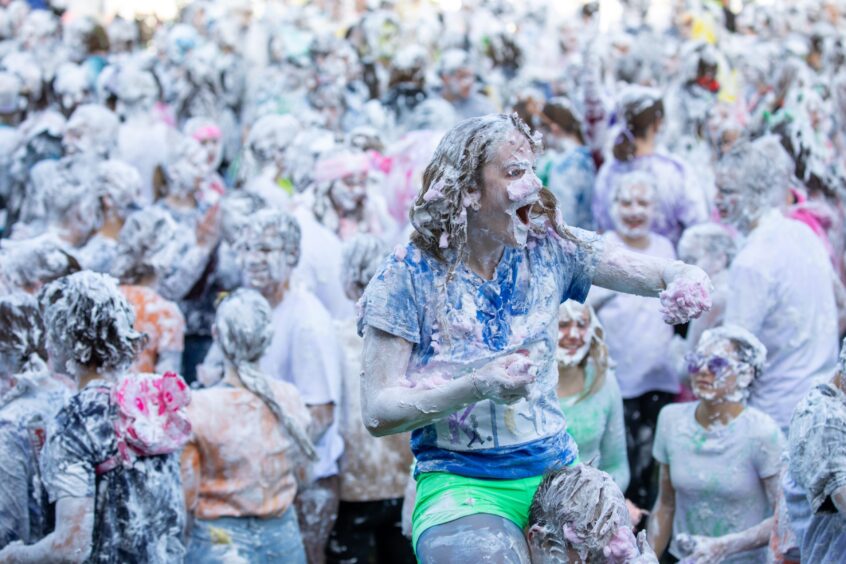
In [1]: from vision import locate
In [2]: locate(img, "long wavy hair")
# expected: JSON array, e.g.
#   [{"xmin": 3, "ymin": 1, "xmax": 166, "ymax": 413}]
[{"xmin": 409, "ymin": 113, "xmax": 574, "ymax": 265}]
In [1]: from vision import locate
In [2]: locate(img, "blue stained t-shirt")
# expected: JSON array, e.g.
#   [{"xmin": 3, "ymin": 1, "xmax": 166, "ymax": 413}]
[{"xmin": 358, "ymin": 228, "xmax": 603, "ymax": 479}]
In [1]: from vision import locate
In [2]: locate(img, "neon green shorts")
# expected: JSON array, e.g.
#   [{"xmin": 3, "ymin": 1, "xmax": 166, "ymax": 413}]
[{"xmin": 411, "ymin": 472, "xmax": 544, "ymax": 553}]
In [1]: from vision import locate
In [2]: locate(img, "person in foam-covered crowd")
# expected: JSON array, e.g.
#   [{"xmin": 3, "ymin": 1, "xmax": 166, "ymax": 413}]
[
  {"xmin": 0, "ymin": 292, "xmax": 73, "ymax": 549},
  {"xmin": 589, "ymin": 170, "xmax": 678, "ymax": 512},
  {"xmin": 181, "ymin": 289, "xmax": 314, "ymax": 563},
  {"xmin": 649, "ymin": 325, "xmax": 784, "ymax": 564},
  {"xmin": 359, "ymin": 113, "xmax": 710, "ymax": 562},
  {"xmin": 555, "ymin": 300, "xmax": 629, "ymax": 493},
  {"xmin": 0, "ymin": 272, "xmax": 190, "ymax": 563}
]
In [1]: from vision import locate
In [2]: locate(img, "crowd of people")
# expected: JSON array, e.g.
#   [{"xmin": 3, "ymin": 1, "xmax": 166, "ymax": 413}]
[{"xmin": 0, "ymin": 0, "xmax": 845, "ymax": 562}]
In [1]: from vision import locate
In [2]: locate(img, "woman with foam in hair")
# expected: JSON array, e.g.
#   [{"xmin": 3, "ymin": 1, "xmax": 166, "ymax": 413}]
[
  {"xmin": 0, "ymin": 271, "xmax": 190, "ymax": 563},
  {"xmin": 590, "ymin": 169, "xmax": 677, "ymax": 513},
  {"xmin": 181, "ymin": 289, "xmax": 314, "ymax": 563},
  {"xmin": 359, "ymin": 113, "xmax": 711, "ymax": 561},
  {"xmin": 0, "ymin": 292, "xmax": 72, "ymax": 549},
  {"xmin": 555, "ymin": 300, "xmax": 628, "ymax": 494},
  {"xmin": 593, "ymin": 85, "xmax": 706, "ymax": 245},
  {"xmin": 648, "ymin": 325, "xmax": 784, "ymax": 563}
]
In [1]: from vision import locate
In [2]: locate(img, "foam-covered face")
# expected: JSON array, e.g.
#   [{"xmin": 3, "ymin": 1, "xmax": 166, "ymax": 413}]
[
  {"xmin": 237, "ymin": 231, "xmax": 294, "ymax": 291},
  {"xmin": 557, "ymin": 305, "xmax": 593, "ymax": 367},
  {"xmin": 714, "ymin": 177, "xmax": 744, "ymax": 227},
  {"xmin": 168, "ymin": 141, "xmax": 207, "ymax": 197},
  {"xmin": 475, "ymin": 130, "xmax": 542, "ymax": 248},
  {"xmin": 443, "ymin": 67, "xmax": 475, "ymax": 99},
  {"xmin": 688, "ymin": 339, "xmax": 749, "ymax": 403},
  {"xmin": 199, "ymin": 136, "xmax": 223, "ymax": 171},
  {"xmin": 330, "ymin": 172, "xmax": 368, "ymax": 213},
  {"xmin": 612, "ymin": 181, "xmax": 654, "ymax": 239}
]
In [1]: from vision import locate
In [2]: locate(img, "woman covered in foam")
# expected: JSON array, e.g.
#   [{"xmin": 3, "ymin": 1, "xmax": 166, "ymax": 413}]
[
  {"xmin": 181, "ymin": 289, "xmax": 315, "ymax": 563},
  {"xmin": 648, "ymin": 325, "xmax": 784, "ymax": 563},
  {"xmin": 358, "ymin": 113, "xmax": 712, "ymax": 561},
  {"xmin": 0, "ymin": 271, "xmax": 190, "ymax": 563}
]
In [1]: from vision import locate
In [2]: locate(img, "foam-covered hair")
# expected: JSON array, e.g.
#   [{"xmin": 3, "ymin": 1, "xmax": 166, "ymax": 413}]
[
  {"xmin": 611, "ymin": 169, "xmax": 656, "ymax": 201},
  {"xmin": 0, "ymin": 235, "xmax": 81, "ymax": 292},
  {"xmin": 528, "ymin": 464, "xmax": 630, "ymax": 562},
  {"xmin": 235, "ymin": 208, "xmax": 302, "ymax": 267},
  {"xmin": 65, "ymin": 104, "xmax": 119, "ymax": 157},
  {"xmin": 410, "ymin": 113, "xmax": 542, "ymax": 262},
  {"xmin": 0, "ymin": 292, "xmax": 47, "ymax": 375},
  {"xmin": 716, "ymin": 135, "xmax": 795, "ymax": 228},
  {"xmin": 247, "ymin": 114, "xmax": 301, "ymax": 164},
  {"xmin": 215, "ymin": 288, "xmax": 273, "ymax": 364},
  {"xmin": 93, "ymin": 159, "xmax": 142, "ymax": 219},
  {"xmin": 341, "ymin": 234, "xmax": 386, "ymax": 297},
  {"xmin": 111, "ymin": 206, "xmax": 179, "ymax": 284},
  {"xmin": 39, "ymin": 271, "xmax": 144, "ymax": 374},
  {"xmin": 677, "ymin": 222, "xmax": 737, "ymax": 265}
]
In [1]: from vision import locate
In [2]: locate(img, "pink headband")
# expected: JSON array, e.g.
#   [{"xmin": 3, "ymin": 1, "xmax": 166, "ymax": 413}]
[
  {"xmin": 191, "ymin": 124, "xmax": 222, "ymax": 142},
  {"xmin": 313, "ymin": 153, "xmax": 370, "ymax": 183}
]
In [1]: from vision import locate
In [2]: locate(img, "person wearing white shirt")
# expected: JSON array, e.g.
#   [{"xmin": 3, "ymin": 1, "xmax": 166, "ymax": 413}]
[
  {"xmin": 717, "ymin": 136, "xmax": 839, "ymax": 431},
  {"xmin": 235, "ymin": 209, "xmax": 344, "ymax": 564}
]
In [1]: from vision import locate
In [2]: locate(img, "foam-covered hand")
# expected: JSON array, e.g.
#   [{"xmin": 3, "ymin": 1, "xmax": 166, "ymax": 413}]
[
  {"xmin": 677, "ymin": 534, "xmax": 729, "ymax": 564},
  {"xmin": 471, "ymin": 352, "xmax": 536, "ymax": 404},
  {"xmin": 659, "ymin": 262, "xmax": 713, "ymax": 325}
]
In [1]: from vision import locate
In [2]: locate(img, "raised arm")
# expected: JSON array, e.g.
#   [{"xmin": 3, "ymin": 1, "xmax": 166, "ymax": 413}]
[
  {"xmin": 361, "ymin": 326, "xmax": 535, "ymax": 437},
  {"xmin": 0, "ymin": 496, "xmax": 94, "ymax": 564},
  {"xmin": 593, "ymin": 242, "xmax": 712, "ymax": 324}
]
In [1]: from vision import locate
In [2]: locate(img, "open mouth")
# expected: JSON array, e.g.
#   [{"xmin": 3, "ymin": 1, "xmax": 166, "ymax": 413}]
[{"xmin": 516, "ymin": 204, "xmax": 532, "ymax": 226}]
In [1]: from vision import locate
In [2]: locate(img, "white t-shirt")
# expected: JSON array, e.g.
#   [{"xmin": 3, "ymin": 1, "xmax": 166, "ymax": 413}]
[
  {"xmin": 590, "ymin": 232, "xmax": 678, "ymax": 398},
  {"xmin": 725, "ymin": 211, "xmax": 839, "ymax": 429},
  {"xmin": 259, "ymin": 285, "xmax": 345, "ymax": 479},
  {"xmin": 653, "ymin": 402, "xmax": 784, "ymax": 563}
]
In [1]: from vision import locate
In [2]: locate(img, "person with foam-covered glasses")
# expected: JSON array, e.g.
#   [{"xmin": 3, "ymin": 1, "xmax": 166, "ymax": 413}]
[{"xmin": 647, "ymin": 325, "xmax": 785, "ymax": 564}]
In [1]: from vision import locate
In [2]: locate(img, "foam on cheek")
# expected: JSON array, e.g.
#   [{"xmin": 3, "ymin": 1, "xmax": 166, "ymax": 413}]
[{"xmin": 506, "ymin": 170, "xmax": 541, "ymax": 202}]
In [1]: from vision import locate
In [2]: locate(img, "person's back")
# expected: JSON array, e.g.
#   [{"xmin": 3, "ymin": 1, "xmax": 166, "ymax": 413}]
[
  {"xmin": 183, "ymin": 379, "xmax": 310, "ymax": 520},
  {"xmin": 42, "ymin": 380, "xmax": 187, "ymax": 562},
  {"xmin": 727, "ymin": 212, "xmax": 839, "ymax": 429}
]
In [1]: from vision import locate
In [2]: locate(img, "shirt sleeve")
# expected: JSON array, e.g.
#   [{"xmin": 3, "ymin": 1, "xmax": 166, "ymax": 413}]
[
  {"xmin": 357, "ymin": 252, "xmax": 421, "ymax": 343},
  {"xmin": 549, "ymin": 227, "xmax": 604, "ymax": 304},
  {"xmin": 599, "ymin": 373, "xmax": 631, "ymax": 492}
]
